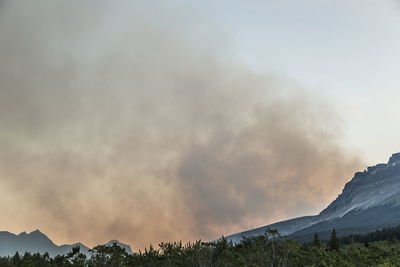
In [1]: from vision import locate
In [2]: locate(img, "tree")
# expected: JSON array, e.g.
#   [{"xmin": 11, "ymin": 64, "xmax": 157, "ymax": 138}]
[
  {"xmin": 89, "ymin": 242, "xmax": 128, "ymax": 267},
  {"xmin": 66, "ymin": 246, "xmax": 86, "ymax": 266},
  {"xmin": 313, "ymin": 232, "xmax": 321, "ymax": 248},
  {"xmin": 11, "ymin": 252, "xmax": 21, "ymax": 266},
  {"xmin": 328, "ymin": 229, "xmax": 339, "ymax": 251}
]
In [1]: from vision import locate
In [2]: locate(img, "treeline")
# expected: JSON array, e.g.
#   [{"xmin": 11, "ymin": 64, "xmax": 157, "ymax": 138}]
[
  {"xmin": 340, "ymin": 224, "xmax": 400, "ymax": 245},
  {"xmin": 2, "ymin": 229, "xmax": 400, "ymax": 266}
]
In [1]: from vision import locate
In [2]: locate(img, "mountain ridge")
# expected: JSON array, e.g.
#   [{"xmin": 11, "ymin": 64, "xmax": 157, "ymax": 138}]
[
  {"xmin": 224, "ymin": 152, "xmax": 400, "ymax": 243},
  {"xmin": 0, "ymin": 230, "xmax": 133, "ymax": 257}
]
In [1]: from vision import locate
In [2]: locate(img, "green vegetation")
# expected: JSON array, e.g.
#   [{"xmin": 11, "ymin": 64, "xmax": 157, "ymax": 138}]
[
  {"xmin": 328, "ymin": 229, "xmax": 339, "ymax": 252},
  {"xmin": 4, "ymin": 228, "xmax": 400, "ymax": 266},
  {"xmin": 339, "ymin": 224, "xmax": 400, "ymax": 245}
]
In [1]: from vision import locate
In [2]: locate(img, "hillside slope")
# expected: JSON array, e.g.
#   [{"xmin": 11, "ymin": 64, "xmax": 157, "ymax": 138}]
[{"xmin": 224, "ymin": 153, "xmax": 400, "ymax": 243}]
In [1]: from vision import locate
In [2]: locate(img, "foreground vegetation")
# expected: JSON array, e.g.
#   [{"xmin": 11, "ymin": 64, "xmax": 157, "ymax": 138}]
[{"xmin": 3, "ymin": 228, "xmax": 400, "ymax": 266}]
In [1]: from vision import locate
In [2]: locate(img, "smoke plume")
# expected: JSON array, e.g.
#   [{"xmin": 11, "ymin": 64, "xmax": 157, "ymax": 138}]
[{"xmin": 0, "ymin": 1, "xmax": 361, "ymax": 249}]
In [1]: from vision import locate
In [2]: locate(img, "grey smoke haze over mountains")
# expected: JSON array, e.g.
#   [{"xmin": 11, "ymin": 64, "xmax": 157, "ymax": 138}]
[{"xmin": 0, "ymin": 1, "xmax": 362, "ymax": 249}]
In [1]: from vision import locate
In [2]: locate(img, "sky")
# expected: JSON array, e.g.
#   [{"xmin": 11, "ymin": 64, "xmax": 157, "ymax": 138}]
[{"xmin": 0, "ymin": 0, "xmax": 399, "ymax": 250}]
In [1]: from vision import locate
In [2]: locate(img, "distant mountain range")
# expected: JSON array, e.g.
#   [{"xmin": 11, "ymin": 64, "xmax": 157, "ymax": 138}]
[
  {"xmin": 0, "ymin": 230, "xmax": 133, "ymax": 257},
  {"xmin": 225, "ymin": 152, "xmax": 400, "ymax": 243}
]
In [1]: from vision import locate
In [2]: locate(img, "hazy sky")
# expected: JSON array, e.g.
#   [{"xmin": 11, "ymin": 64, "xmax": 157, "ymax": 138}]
[
  {"xmin": 0, "ymin": 0, "xmax": 399, "ymax": 250},
  {"xmin": 193, "ymin": 0, "xmax": 400, "ymax": 164}
]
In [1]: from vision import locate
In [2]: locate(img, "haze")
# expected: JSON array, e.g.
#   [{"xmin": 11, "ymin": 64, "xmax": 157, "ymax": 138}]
[{"xmin": 0, "ymin": 0, "xmax": 399, "ymax": 250}]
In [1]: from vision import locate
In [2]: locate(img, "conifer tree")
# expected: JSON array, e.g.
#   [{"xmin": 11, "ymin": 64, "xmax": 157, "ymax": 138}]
[
  {"xmin": 313, "ymin": 232, "xmax": 321, "ymax": 248},
  {"xmin": 328, "ymin": 229, "xmax": 339, "ymax": 251}
]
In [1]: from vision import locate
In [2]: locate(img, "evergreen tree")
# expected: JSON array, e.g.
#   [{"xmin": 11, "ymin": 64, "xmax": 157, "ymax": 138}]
[
  {"xmin": 329, "ymin": 229, "xmax": 339, "ymax": 251},
  {"xmin": 11, "ymin": 251, "xmax": 21, "ymax": 266},
  {"xmin": 313, "ymin": 232, "xmax": 321, "ymax": 248}
]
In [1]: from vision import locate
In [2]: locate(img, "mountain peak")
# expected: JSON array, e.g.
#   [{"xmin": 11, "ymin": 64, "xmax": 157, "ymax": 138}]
[
  {"xmin": 224, "ymin": 152, "xmax": 400, "ymax": 244},
  {"xmin": 27, "ymin": 229, "xmax": 48, "ymax": 239},
  {"xmin": 388, "ymin": 152, "xmax": 400, "ymax": 166}
]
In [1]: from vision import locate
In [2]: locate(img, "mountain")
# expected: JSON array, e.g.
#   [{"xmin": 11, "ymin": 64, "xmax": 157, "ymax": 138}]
[
  {"xmin": 221, "ymin": 216, "xmax": 316, "ymax": 244},
  {"xmin": 224, "ymin": 152, "xmax": 400, "ymax": 243},
  {"xmin": 0, "ymin": 230, "xmax": 133, "ymax": 257}
]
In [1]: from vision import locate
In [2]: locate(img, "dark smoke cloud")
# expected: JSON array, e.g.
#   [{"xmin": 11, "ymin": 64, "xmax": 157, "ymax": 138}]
[{"xmin": 0, "ymin": 1, "xmax": 361, "ymax": 249}]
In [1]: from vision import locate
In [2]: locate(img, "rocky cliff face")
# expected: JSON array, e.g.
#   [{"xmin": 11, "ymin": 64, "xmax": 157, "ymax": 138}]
[
  {"xmin": 319, "ymin": 152, "xmax": 400, "ymax": 220},
  {"xmin": 224, "ymin": 153, "xmax": 400, "ymax": 243}
]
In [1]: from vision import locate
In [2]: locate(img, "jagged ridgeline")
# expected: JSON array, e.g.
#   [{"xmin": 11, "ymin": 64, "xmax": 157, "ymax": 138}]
[
  {"xmin": 0, "ymin": 230, "xmax": 133, "ymax": 257},
  {"xmin": 224, "ymin": 153, "xmax": 400, "ymax": 243}
]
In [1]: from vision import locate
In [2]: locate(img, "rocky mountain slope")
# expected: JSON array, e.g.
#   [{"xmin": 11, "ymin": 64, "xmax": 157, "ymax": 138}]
[{"xmin": 224, "ymin": 152, "xmax": 400, "ymax": 243}]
